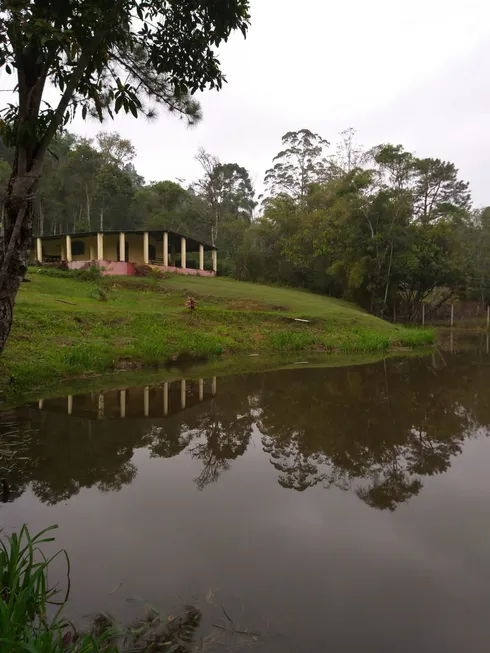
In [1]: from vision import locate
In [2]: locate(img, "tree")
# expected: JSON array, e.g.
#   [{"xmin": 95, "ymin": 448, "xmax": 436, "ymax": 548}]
[
  {"xmin": 194, "ymin": 148, "xmax": 255, "ymax": 247},
  {"xmin": 412, "ymin": 157, "xmax": 471, "ymax": 224},
  {"xmin": 263, "ymin": 129, "xmax": 330, "ymax": 205},
  {"xmin": 0, "ymin": 0, "xmax": 250, "ymax": 353},
  {"xmin": 95, "ymin": 131, "xmax": 136, "ymax": 169}
]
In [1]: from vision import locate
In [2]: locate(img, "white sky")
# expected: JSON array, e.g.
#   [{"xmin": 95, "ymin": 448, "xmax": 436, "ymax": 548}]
[{"xmin": 6, "ymin": 0, "xmax": 490, "ymax": 204}]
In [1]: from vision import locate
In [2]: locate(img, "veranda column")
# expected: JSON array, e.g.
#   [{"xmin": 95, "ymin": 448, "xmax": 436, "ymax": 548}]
[
  {"xmin": 66, "ymin": 235, "xmax": 72, "ymax": 262},
  {"xmin": 143, "ymin": 232, "xmax": 149, "ymax": 265},
  {"xmin": 163, "ymin": 231, "xmax": 169, "ymax": 266},
  {"xmin": 120, "ymin": 390, "xmax": 126, "ymax": 418},
  {"xmin": 181, "ymin": 236, "xmax": 187, "ymax": 269},
  {"xmin": 212, "ymin": 248, "xmax": 217, "ymax": 273},
  {"xmin": 36, "ymin": 238, "xmax": 43, "ymax": 263},
  {"xmin": 144, "ymin": 386, "xmax": 150, "ymax": 417},
  {"xmin": 199, "ymin": 244, "xmax": 204, "ymax": 271},
  {"xmin": 163, "ymin": 382, "xmax": 169, "ymax": 416},
  {"xmin": 181, "ymin": 379, "xmax": 186, "ymax": 409},
  {"xmin": 97, "ymin": 232, "xmax": 104, "ymax": 260},
  {"xmin": 119, "ymin": 232, "xmax": 126, "ymax": 262}
]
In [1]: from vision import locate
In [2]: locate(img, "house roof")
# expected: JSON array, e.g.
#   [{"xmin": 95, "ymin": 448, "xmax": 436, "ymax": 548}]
[{"xmin": 34, "ymin": 229, "xmax": 216, "ymax": 251}]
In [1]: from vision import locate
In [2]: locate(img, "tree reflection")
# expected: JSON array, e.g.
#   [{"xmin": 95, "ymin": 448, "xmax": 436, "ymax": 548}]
[{"xmin": 2, "ymin": 352, "xmax": 490, "ymax": 511}]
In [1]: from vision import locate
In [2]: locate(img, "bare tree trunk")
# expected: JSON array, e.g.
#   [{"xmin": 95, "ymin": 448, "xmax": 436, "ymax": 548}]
[{"xmin": 0, "ymin": 174, "xmax": 36, "ymax": 353}]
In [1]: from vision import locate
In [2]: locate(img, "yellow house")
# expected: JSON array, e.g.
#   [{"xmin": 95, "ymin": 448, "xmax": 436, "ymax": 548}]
[{"xmin": 30, "ymin": 229, "xmax": 217, "ymax": 277}]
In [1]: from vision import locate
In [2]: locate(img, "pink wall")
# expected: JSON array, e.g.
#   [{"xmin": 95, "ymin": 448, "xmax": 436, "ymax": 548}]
[
  {"xmin": 67, "ymin": 260, "xmax": 136, "ymax": 276},
  {"xmin": 67, "ymin": 260, "xmax": 215, "ymax": 277}
]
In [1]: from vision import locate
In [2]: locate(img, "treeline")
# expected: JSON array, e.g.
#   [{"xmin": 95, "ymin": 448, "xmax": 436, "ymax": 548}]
[{"xmin": 1, "ymin": 127, "xmax": 490, "ymax": 318}]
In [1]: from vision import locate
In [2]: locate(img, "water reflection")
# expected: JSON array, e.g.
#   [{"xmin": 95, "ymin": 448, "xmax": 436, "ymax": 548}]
[{"xmin": 2, "ymin": 349, "xmax": 490, "ymax": 512}]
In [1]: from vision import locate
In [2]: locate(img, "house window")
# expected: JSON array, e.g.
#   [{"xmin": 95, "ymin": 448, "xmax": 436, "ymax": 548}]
[{"xmin": 72, "ymin": 241, "xmax": 85, "ymax": 256}]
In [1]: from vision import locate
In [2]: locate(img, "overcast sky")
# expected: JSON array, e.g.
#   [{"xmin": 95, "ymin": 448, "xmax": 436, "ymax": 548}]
[{"xmin": 17, "ymin": 0, "xmax": 490, "ymax": 204}]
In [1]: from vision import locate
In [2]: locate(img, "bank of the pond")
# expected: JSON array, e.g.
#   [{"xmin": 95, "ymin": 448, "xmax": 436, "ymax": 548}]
[{"xmin": 0, "ymin": 270, "xmax": 434, "ymax": 392}]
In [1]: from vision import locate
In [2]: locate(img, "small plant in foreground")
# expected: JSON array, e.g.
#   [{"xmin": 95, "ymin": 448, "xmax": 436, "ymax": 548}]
[
  {"xmin": 185, "ymin": 297, "xmax": 196, "ymax": 312},
  {"xmin": 0, "ymin": 525, "xmax": 202, "ymax": 653}
]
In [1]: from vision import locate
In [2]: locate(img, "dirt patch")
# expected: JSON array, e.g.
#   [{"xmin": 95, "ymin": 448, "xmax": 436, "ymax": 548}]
[{"xmin": 224, "ymin": 298, "xmax": 277, "ymax": 311}]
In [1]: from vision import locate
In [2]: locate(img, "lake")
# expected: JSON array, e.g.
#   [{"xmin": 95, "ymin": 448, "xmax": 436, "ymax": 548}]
[{"xmin": 2, "ymin": 337, "xmax": 490, "ymax": 652}]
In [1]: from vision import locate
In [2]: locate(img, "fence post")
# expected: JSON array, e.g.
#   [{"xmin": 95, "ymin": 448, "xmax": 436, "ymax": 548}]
[
  {"xmin": 422, "ymin": 303, "xmax": 425, "ymax": 326},
  {"xmin": 451, "ymin": 304, "xmax": 454, "ymax": 328}
]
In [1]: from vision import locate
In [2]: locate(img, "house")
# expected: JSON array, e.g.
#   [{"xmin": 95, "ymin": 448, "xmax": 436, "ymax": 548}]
[{"xmin": 30, "ymin": 229, "xmax": 217, "ymax": 276}]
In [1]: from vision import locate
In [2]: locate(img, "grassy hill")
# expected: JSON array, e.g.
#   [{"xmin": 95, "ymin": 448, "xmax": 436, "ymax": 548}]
[{"xmin": 0, "ymin": 269, "xmax": 434, "ymax": 391}]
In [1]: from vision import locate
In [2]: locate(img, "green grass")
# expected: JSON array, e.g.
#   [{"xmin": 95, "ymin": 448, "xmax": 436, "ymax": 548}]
[{"xmin": 0, "ymin": 269, "xmax": 435, "ymax": 393}]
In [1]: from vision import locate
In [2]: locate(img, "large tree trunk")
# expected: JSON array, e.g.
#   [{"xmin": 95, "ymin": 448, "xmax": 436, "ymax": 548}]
[{"xmin": 0, "ymin": 172, "xmax": 36, "ymax": 354}]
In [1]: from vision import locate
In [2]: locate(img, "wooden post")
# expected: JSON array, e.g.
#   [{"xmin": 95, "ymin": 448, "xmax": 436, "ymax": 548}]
[
  {"xmin": 212, "ymin": 248, "xmax": 217, "ymax": 273},
  {"xmin": 199, "ymin": 243, "xmax": 204, "ymax": 271},
  {"xmin": 143, "ymin": 232, "xmax": 149, "ymax": 265},
  {"xmin": 67, "ymin": 395, "xmax": 73, "ymax": 415},
  {"xmin": 199, "ymin": 378, "xmax": 204, "ymax": 401},
  {"xmin": 451, "ymin": 304, "xmax": 454, "ymax": 328},
  {"xmin": 38, "ymin": 399, "xmax": 44, "ymax": 410},
  {"xmin": 487, "ymin": 305, "xmax": 489, "ymax": 330},
  {"xmin": 163, "ymin": 232, "xmax": 169, "ymax": 267},
  {"xmin": 422, "ymin": 303, "xmax": 425, "ymax": 326},
  {"xmin": 211, "ymin": 376, "xmax": 217, "ymax": 396}
]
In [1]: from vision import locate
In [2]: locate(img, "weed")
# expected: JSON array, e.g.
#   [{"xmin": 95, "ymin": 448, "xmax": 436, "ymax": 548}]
[{"xmin": 0, "ymin": 525, "xmax": 202, "ymax": 653}]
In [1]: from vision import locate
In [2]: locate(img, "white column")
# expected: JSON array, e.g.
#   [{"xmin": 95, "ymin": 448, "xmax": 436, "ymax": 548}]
[
  {"xmin": 66, "ymin": 235, "xmax": 72, "ymax": 263},
  {"xmin": 143, "ymin": 232, "xmax": 149, "ymax": 265},
  {"xmin": 211, "ymin": 377, "xmax": 217, "ymax": 396},
  {"xmin": 36, "ymin": 238, "xmax": 43, "ymax": 263},
  {"xmin": 163, "ymin": 232, "xmax": 169, "ymax": 267},
  {"xmin": 198, "ymin": 378, "xmax": 204, "ymax": 401},
  {"xmin": 212, "ymin": 249, "xmax": 217, "ymax": 273},
  {"xmin": 67, "ymin": 395, "xmax": 73, "ymax": 415},
  {"xmin": 199, "ymin": 244, "xmax": 204, "ymax": 271},
  {"xmin": 98, "ymin": 394, "xmax": 104, "ymax": 419},
  {"xmin": 119, "ymin": 232, "xmax": 126, "ymax": 262},
  {"xmin": 97, "ymin": 233, "xmax": 104, "ymax": 260},
  {"xmin": 144, "ymin": 386, "xmax": 150, "ymax": 417},
  {"xmin": 181, "ymin": 236, "xmax": 187, "ymax": 269},
  {"xmin": 38, "ymin": 399, "xmax": 44, "ymax": 410},
  {"xmin": 163, "ymin": 382, "xmax": 169, "ymax": 416},
  {"xmin": 120, "ymin": 390, "xmax": 126, "ymax": 418},
  {"xmin": 181, "ymin": 379, "xmax": 186, "ymax": 409}
]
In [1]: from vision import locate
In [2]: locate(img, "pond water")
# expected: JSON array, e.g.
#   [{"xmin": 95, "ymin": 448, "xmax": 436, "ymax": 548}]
[{"xmin": 2, "ymin": 339, "xmax": 490, "ymax": 652}]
